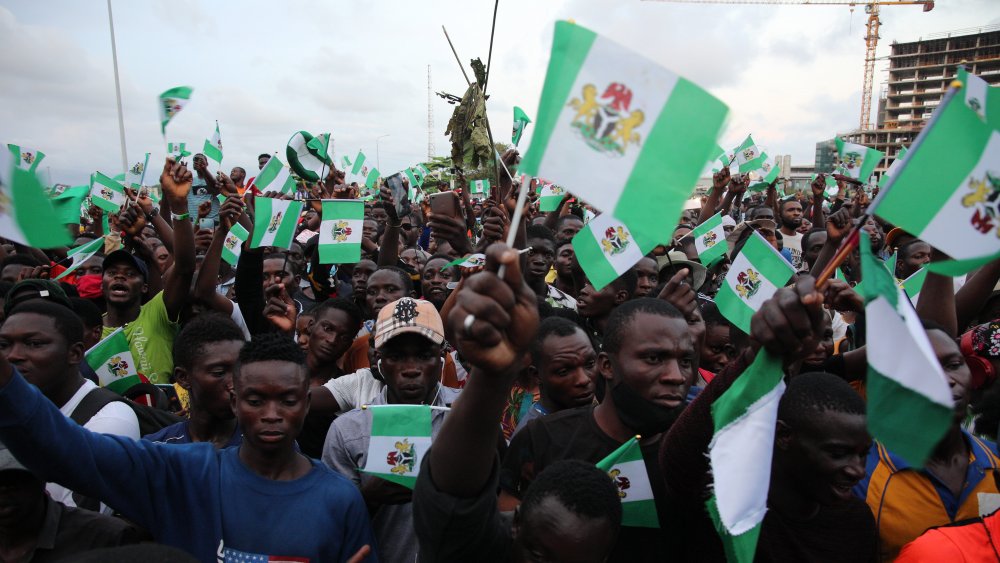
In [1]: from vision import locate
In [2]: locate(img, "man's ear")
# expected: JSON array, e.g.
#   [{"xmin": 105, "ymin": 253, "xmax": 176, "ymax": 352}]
[
  {"xmin": 775, "ymin": 419, "xmax": 793, "ymax": 451},
  {"xmin": 67, "ymin": 342, "xmax": 85, "ymax": 366},
  {"xmin": 175, "ymin": 367, "xmax": 192, "ymax": 391},
  {"xmin": 614, "ymin": 289, "xmax": 629, "ymax": 306},
  {"xmin": 598, "ymin": 352, "xmax": 614, "ymax": 382}
]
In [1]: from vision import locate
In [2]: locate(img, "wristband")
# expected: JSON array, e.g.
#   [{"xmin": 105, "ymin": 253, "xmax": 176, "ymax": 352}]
[{"xmin": 171, "ymin": 212, "xmax": 190, "ymax": 221}]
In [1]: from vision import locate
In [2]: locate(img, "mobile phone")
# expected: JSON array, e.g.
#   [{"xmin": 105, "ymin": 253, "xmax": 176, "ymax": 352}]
[
  {"xmin": 199, "ymin": 218, "xmax": 214, "ymax": 230},
  {"xmin": 385, "ymin": 173, "xmax": 410, "ymax": 217},
  {"xmin": 428, "ymin": 191, "xmax": 460, "ymax": 219}
]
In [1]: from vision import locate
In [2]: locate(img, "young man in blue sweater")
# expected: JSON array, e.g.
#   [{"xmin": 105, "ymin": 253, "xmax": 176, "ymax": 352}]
[{"xmin": 0, "ymin": 326, "xmax": 376, "ymax": 563}]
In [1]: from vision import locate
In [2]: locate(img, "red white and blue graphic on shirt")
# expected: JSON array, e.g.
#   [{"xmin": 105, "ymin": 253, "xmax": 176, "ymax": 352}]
[{"xmin": 221, "ymin": 547, "xmax": 309, "ymax": 563}]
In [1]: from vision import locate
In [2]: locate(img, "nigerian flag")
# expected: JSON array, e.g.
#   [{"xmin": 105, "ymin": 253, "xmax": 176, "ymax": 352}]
[
  {"xmin": 901, "ymin": 267, "xmax": 928, "ymax": 303},
  {"xmin": 126, "ymin": 153, "xmax": 150, "ymax": 189},
  {"xmin": 167, "ymin": 142, "xmax": 190, "ymax": 159},
  {"xmin": 254, "ymin": 156, "xmax": 296, "ymax": 195},
  {"xmin": 874, "ymin": 68, "xmax": 1000, "ymax": 270},
  {"xmin": 203, "ymin": 121, "xmax": 223, "ymax": 166},
  {"xmin": 319, "ymin": 200, "xmax": 364, "ymax": 264},
  {"xmin": 965, "ymin": 71, "xmax": 990, "ymax": 121},
  {"xmin": 512, "ymin": 106, "xmax": 532, "ymax": 147},
  {"xmin": 250, "ymin": 197, "xmax": 303, "ymax": 250},
  {"xmin": 734, "ymin": 135, "xmax": 766, "ymax": 173},
  {"xmin": 7, "ymin": 144, "xmax": 44, "ymax": 174},
  {"xmin": 716, "ymin": 231, "xmax": 794, "ymax": 333},
  {"xmin": 834, "ymin": 138, "xmax": 883, "ymax": 182},
  {"xmin": 287, "ymin": 131, "xmax": 327, "ymax": 182},
  {"xmin": 596, "ymin": 436, "xmax": 658, "ymax": 528},
  {"xmin": 158, "ymin": 86, "xmax": 193, "ymax": 134},
  {"xmin": 878, "ymin": 147, "xmax": 908, "ymax": 188},
  {"xmin": 54, "ymin": 237, "xmax": 105, "ymax": 280},
  {"xmin": 351, "ymin": 151, "xmax": 368, "ymax": 176},
  {"xmin": 572, "ymin": 212, "xmax": 656, "ymax": 291},
  {"xmin": 362, "ymin": 404, "xmax": 432, "ymax": 489},
  {"xmin": 469, "ymin": 179, "xmax": 489, "ymax": 195},
  {"xmin": 691, "ymin": 212, "xmax": 726, "ymax": 266},
  {"xmin": 341, "ymin": 154, "xmax": 352, "ymax": 171},
  {"xmin": 221, "ymin": 223, "xmax": 249, "ymax": 266},
  {"xmin": 50, "ymin": 185, "xmax": 90, "ymax": 225},
  {"xmin": 417, "ymin": 164, "xmax": 431, "ymax": 178},
  {"xmin": 519, "ymin": 21, "xmax": 728, "ymax": 242},
  {"xmin": 86, "ymin": 327, "xmax": 143, "ymax": 394},
  {"xmin": 811, "ymin": 173, "xmax": 840, "ymax": 198},
  {"xmin": 91, "ymin": 172, "xmax": 127, "ymax": 212},
  {"xmin": 307, "ymin": 132, "xmax": 334, "ymax": 165},
  {"xmin": 747, "ymin": 158, "xmax": 779, "ymax": 192},
  {"xmin": 405, "ymin": 168, "xmax": 422, "ymax": 189},
  {"xmin": 860, "ymin": 232, "xmax": 952, "ymax": 467},
  {"xmin": 445, "ymin": 253, "xmax": 486, "ymax": 269},
  {"xmin": 538, "ymin": 181, "xmax": 567, "ymax": 212},
  {"xmin": 0, "ymin": 151, "xmax": 71, "ymax": 248},
  {"xmin": 706, "ymin": 350, "xmax": 786, "ymax": 563},
  {"xmin": 365, "ymin": 167, "xmax": 380, "ymax": 189}
]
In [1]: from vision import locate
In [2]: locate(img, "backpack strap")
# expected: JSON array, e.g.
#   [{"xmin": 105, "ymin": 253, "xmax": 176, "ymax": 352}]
[{"xmin": 69, "ymin": 387, "xmax": 126, "ymax": 427}]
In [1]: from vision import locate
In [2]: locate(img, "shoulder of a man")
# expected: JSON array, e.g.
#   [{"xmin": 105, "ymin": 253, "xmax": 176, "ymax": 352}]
[
  {"xmin": 142, "ymin": 420, "xmax": 190, "ymax": 443},
  {"xmin": 137, "ymin": 291, "xmax": 176, "ymax": 326}
]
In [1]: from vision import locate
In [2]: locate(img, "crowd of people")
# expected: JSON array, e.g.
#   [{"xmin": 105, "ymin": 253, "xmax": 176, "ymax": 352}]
[{"xmin": 0, "ymin": 149, "xmax": 998, "ymax": 563}]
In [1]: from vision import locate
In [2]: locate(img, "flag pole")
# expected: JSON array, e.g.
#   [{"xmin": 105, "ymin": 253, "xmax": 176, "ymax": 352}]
[{"xmin": 106, "ymin": 0, "xmax": 129, "ymax": 182}]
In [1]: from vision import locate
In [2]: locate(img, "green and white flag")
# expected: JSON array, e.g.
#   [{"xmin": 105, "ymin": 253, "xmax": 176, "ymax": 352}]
[
  {"xmin": 878, "ymin": 146, "xmax": 908, "ymax": 188},
  {"xmin": 706, "ymin": 350, "xmax": 786, "ymax": 563},
  {"xmin": 167, "ymin": 142, "xmax": 190, "ymax": 159},
  {"xmin": 512, "ymin": 106, "xmax": 532, "ymax": 147},
  {"xmin": 734, "ymin": 135, "xmax": 766, "ymax": 174},
  {"xmin": 0, "ymin": 151, "xmax": 71, "ymax": 248},
  {"xmin": 7, "ymin": 144, "xmax": 44, "ymax": 174},
  {"xmin": 860, "ymin": 232, "xmax": 952, "ymax": 467},
  {"xmin": 50, "ymin": 185, "xmax": 90, "ymax": 225},
  {"xmin": 417, "ymin": 164, "xmax": 432, "ymax": 178},
  {"xmin": 254, "ymin": 156, "xmax": 297, "ymax": 195},
  {"xmin": 834, "ymin": 138, "xmax": 883, "ymax": 182},
  {"xmin": 126, "ymin": 153, "xmax": 150, "ymax": 189},
  {"xmin": 54, "ymin": 237, "xmax": 105, "ymax": 280},
  {"xmin": 319, "ymin": 200, "xmax": 364, "ymax": 264},
  {"xmin": 85, "ymin": 327, "xmax": 143, "ymax": 394},
  {"xmin": 747, "ymin": 157, "xmax": 778, "ymax": 192},
  {"xmin": 405, "ymin": 168, "xmax": 422, "ymax": 189},
  {"xmin": 287, "ymin": 131, "xmax": 327, "ymax": 182},
  {"xmin": 91, "ymin": 172, "xmax": 127, "ymax": 212},
  {"xmin": 716, "ymin": 231, "xmax": 794, "ymax": 334},
  {"xmin": 203, "ymin": 121, "xmax": 223, "ymax": 166},
  {"xmin": 221, "ymin": 223, "xmax": 249, "ymax": 266},
  {"xmin": 469, "ymin": 179, "xmax": 489, "ymax": 195},
  {"xmin": 365, "ymin": 167, "xmax": 380, "ymax": 190},
  {"xmin": 250, "ymin": 197, "xmax": 303, "ymax": 250},
  {"xmin": 572, "ymin": 212, "xmax": 657, "ymax": 291},
  {"xmin": 158, "ymin": 86, "xmax": 193, "ymax": 134},
  {"xmin": 810, "ymin": 173, "xmax": 840, "ymax": 198},
  {"xmin": 596, "ymin": 436, "xmax": 658, "ymax": 528},
  {"xmin": 445, "ymin": 253, "xmax": 486, "ymax": 269},
  {"xmin": 537, "ymin": 179, "xmax": 566, "ymax": 212},
  {"xmin": 874, "ymin": 68, "xmax": 1000, "ymax": 269},
  {"xmin": 341, "ymin": 155, "xmax": 352, "ymax": 171},
  {"xmin": 901, "ymin": 267, "xmax": 928, "ymax": 302},
  {"xmin": 691, "ymin": 212, "xmax": 727, "ymax": 266},
  {"xmin": 351, "ymin": 151, "xmax": 368, "ymax": 176},
  {"xmin": 306, "ymin": 132, "xmax": 334, "ymax": 165},
  {"xmin": 965, "ymin": 71, "xmax": 990, "ymax": 121},
  {"xmin": 519, "ymin": 21, "xmax": 728, "ymax": 242},
  {"xmin": 362, "ymin": 404, "xmax": 432, "ymax": 489}
]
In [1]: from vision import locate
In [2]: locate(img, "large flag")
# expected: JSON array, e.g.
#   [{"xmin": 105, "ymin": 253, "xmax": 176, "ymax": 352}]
[
  {"xmin": 572, "ymin": 212, "xmax": 656, "ymax": 291},
  {"xmin": 519, "ymin": 21, "xmax": 728, "ymax": 242},
  {"xmin": 690, "ymin": 212, "xmax": 727, "ymax": 266},
  {"xmin": 287, "ymin": 131, "xmax": 327, "ymax": 182},
  {"xmin": 126, "ymin": 152, "xmax": 150, "ymax": 189},
  {"xmin": 203, "ymin": 121, "xmax": 223, "ymax": 166},
  {"xmin": 167, "ymin": 142, "xmax": 190, "ymax": 159},
  {"xmin": 706, "ymin": 350, "xmax": 786, "ymax": 563},
  {"xmin": 878, "ymin": 146, "xmax": 908, "ymax": 188},
  {"xmin": 319, "ymin": 200, "xmax": 364, "ymax": 264},
  {"xmin": 50, "ymin": 185, "xmax": 90, "ymax": 225},
  {"xmin": 90, "ymin": 172, "xmax": 128, "ymax": 212},
  {"xmin": 734, "ymin": 135, "xmax": 766, "ymax": 173},
  {"xmin": 254, "ymin": 156, "xmax": 297, "ymax": 195},
  {"xmin": 221, "ymin": 223, "xmax": 249, "ymax": 266},
  {"xmin": 250, "ymin": 197, "xmax": 303, "ymax": 250},
  {"xmin": 595, "ymin": 436, "xmax": 658, "ymax": 528},
  {"xmin": 834, "ymin": 138, "xmax": 883, "ymax": 182},
  {"xmin": 7, "ymin": 144, "xmax": 45, "ymax": 174},
  {"xmin": 875, "ymin": 68, "xmax": 1000, "ymax": 270},
  {"xmin": 361, "ymin": 404, "xmax": 432, "ymax": 489},
  {"xmin": 158, "ymin": 86, "xmax": 193, "ymax": 134},
  {"xmin": 469, "ymin": 179, "xmax": 489, "ymax": 195},
  {"xmin": 0, "ymin": 152, "xmax": 71, "ymax": 248},
  {"xmin": 54, "ymin": 237, "xmax": 106, "ymax": 280},
  {"xmin": 512, "ymin": 106, "xmax": 532, "ymax": 147},
  {"xmin": 351, "ymin": 151, "xmax": 368, "ymax": 176},
  {"xmin": 860, "ymin": 232, "xmax": 952, "ymax": 467},
  {"xmin": 85, "ymin": 327, "xmax": 143, "ymax": 394},
  {"xmin": 715, "ymin": 231, "xmax": 794, "ymax": 334}
]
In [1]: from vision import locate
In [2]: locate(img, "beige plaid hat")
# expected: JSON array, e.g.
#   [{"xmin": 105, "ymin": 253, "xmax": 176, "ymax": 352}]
[{"xmin": 374, "ymin": 297, "xmax": 445, "ymax": 349}]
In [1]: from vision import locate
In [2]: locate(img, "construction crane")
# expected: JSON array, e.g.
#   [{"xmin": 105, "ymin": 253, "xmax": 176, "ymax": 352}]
[{"xmin": 642, "ymin": 0, "xmax": 934, "ymax": 130}]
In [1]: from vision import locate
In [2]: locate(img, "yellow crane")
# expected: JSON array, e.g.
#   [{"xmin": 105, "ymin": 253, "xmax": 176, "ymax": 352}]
[{"xmin": 642, "ymin": 0, "xmax": 935, "ymax": 130}]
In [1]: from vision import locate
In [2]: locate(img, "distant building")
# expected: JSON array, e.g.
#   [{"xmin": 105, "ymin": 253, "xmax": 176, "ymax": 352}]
[{"xmin": 814, "ymin": 139, "xmax": 837, "ymax": 176}]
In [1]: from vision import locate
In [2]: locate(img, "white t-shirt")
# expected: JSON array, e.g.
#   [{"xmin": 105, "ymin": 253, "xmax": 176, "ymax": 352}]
[
  {"xmin": 783, "ymin": 231, "xmax": 804, "ymax": 270},
  {"xmin": 51, "ymin": 379, "xmax": 140, "ymax": 509},
  {"xmin": 322, "ymin": 368, "xmax": 385, "ymax": 413}
]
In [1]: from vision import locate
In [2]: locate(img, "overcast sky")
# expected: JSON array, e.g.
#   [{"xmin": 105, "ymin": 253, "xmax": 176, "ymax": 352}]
[{"xmin": 2, "ymin": 0, "xmax": 998, "ymax": 186}]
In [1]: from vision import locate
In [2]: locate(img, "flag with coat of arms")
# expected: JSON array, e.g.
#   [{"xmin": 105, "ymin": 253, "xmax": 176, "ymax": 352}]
[
  {"xmin": 690, "ymin": 212, "xmax": 727, "ymax": 266},
  {"xmin": 7, "ymin": 144, "xmax": 44, "ymax": 174},
  {"xmin": 572, "ymin": 212, "xmax": 657, "ymax": 291},
  {"xmin": 319, "ymin": 200, "xmax": 364, "ymax": 264},
  {"xmin": 85, "ymin": 327, "xmax": 143, "ymax": 394},
  {"xmin": 362, "ymin": 404, "xmax": 432, "ymax": 489},
  {"xmin": 596, "ymin": 436, "xmax": 658, "ymax": 528},
  {"xmin": 715, "ymin": 231, "xmax": 794, "ymax": 334}
]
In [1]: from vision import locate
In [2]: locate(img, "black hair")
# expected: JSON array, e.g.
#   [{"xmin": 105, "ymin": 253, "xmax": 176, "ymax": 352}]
[
  {"xmin": 372, "ymin": 266, "xmax": 414, "ymax": 293},
  {"xmin": 312, "ymin": 298, "xmax": 363, "ymax": 334},
  {"xmin": 747, "ymin": 206, "xmax": 773, "ymax": 220},
  {"xmin": 800, "ymin": 228, "xmax": 827, "ymax": 251},
  {"xmin": 525, "ymin": 225, "xmax": 556, "ymax": 247},
  {"xmin": 173, "ymin": 313, "xmax": 246, "ymax": 370},
  {"xmin": 6, "ymin": 300, "xmax": 83, "ymax": 346},
  {"xmin": 778, "ymin": 198, "xmax": 801, "ymax": 213},
  {"xmin": 920, "ymin": 319, "xmax": 952, "ymax": 337},
  {"xmin": 530, "ymin": 317, "xmax": 586, "ymax": 366},
  {"xmin": 700, "ymin": 300, "xmax": 732, "ymax": 329},
  {"xmin": 521, "ymin": 459, "xmax": 622, "ymax": 529},
  {"xmin": 898, "ymin": 238, "xmax": 929, "ymax": 260},
  {"xmin": 1, "ymin": 255, "xmax": 41, "ymax": 270},
  {"xmin": 603, "ymin": 298, "xmax": 683, "ymax": 354},
  {"xmin": 258, "ymin": 153, "xmax": 271, "ymax": 160},
  {"xmin": 232, "ymin": 166, "xmax": 245, "ymax": 175},
  {"xmin": 422, "ymin": 253, "xmax": 458, "ymax": 277},
  {"xmin": 263, "ymin": 253, "xmax": 301, "ymax": 277},
  {"xmin": 554, "ymin": 214, "xmax": 584, "ymax": 230},
  {"xmin": 777, "ymin": 372, "xmax": 866, "ymax": 429},
  {"xmin": 69, "ymin": 297, "xmax": 102, "ymax": 329},
  {"xmin": 609, "ymin": 269, "xmax": 638, "ymax": 297},
  {"xmin": 235, "ymin": 333, "xmax": 306, "ymax": 384}
]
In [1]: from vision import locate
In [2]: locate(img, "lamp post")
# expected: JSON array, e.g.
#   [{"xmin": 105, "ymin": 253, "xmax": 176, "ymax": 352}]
[{"xmin": 376, "ymin": 134, "xmax": 390, "ymax": 170}]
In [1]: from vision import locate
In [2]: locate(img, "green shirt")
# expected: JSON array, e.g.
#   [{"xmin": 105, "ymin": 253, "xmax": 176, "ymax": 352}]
[{"xmin": 102, "ymin": 292, "xmax": 179, "ymax": 385}]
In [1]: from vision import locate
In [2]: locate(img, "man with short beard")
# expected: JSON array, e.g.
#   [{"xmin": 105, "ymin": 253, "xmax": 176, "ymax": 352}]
[{"xmin": 778, "ymin": 198, "xmax": 805, "ymax": 269}]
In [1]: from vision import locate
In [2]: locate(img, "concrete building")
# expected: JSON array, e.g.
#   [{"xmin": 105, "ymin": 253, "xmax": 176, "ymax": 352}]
[{"xmin": 814, "ymin": 139, "xmax": 837, "ymax": 176}]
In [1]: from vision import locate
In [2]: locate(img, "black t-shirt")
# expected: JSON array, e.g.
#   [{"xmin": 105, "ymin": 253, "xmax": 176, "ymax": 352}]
[{"xmin": 500, "ymin": 405, "xmax": 670, "ymax": 563}]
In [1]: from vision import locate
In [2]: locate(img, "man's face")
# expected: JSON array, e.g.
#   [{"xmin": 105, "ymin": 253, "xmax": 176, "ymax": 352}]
[
  {"xmin": 286, "ymin": 244, "xmax": 306, "ymax": 274},
  {"xmin": 899, "ymin": 242, "xmax": 932, "ymax": 279},
  {"xmin": 302, "ymin": 209, "xmax": 321, "ymax": 232},
  {"xmin": 513, "ymin": 496, "xmax": 616, "ymax": 563},
  {"xmin": 194, "ymin": 154, "xmax": 207, "ymax": 168},
  {"xmin": 524, "ymin": 238, "xmax": 556, "ymax": 283},
  {"xmin": 927, "ymin": 328, "xmax": 972, "ymax": 423},
  {"xmin": 555, "ymin": 217, "xmax": 584, "ymax": 244},
  {"xmin": 554, "ymin": 244, "xmax": 575, "ymax": 278},
  {"xmin": 400, "ymin": 249, "xmax": 427, "ymax": 272},
  {"xmin": 351, "ymin": 260, "xmax": 377, "ymax": 297},
  {"xmin": 154, "ymin": 246, "xmax": 172, "ymax": 273},
  {"xmin": 0, "ymin": 313, "xmax": 81, "ymax": 397},
  {"xmin": 378, "ymin": 334, "xmax": 442, "ymax": 404},
  {"xmin": 308, "ymin": 308, "xmax": 357, "ymax": 366},
  {"xmin": 421, "ymin": 258, "xmax": 453, "ymax": 308},
  {"xmin": 751, "ymin": 207, "xmax": 775, "ymax": 222},
  {"xmin": 603, "ymin": 314, "xmax": 694, "ymax": 409},
  {"xmin": 797, "ymin": 218, "xmax": 812, "ymax": 235},
  {"xmin": 180, "ymin": 340, "xmax": 242, "ymax": 420},
  {"xmin": 232, "ymin": 360, "xmax": 309, "ymax": 454},
  {"xmin": 632, "ymin": 257, "xmax": 658, "ymax": 298},
  {"xmin": 776, "ymin": 410, "xmax": 870, "ymax": 505},
  {"xmin": 101, "ymin": 261, "xmax": 147, "ymax": 306},
  {"xmin": 295, "ymin": 315, "xmax": 314, "ymax": 352},
  {"xmin": 368, "ymin": 206, "xmax": 389, "ymax": 224},
  {"xmin": 722, "ymin": 223, "xmax": 736, "ymax": 236},
  {"xmin": 802, "ymin": 315, "xmax": 835, "ymax": 369},
  {"xmin": 576, "ymin": 282, "xmax": 624, "ymax": 321},
  {"xmin": 258, "ymin": 155, "xmax": 270, "ymax": 170},
  {"xmin": 780, "ymin": 201, "xmax": 803, "ymax": 230},
  {"xmin": 362, "ymin": 220, "xmax": 379, "ymax": 243},
  {"xmin": 230, "ymin": 167, "xmax": 246, "ymax": 185},
  {"xmin": 700, "ymin": 324, "xmax": 734, "ymax": 374},
  {"xmin": 366, "ymin": 270, "xmax": 408, "ymax": 316},
  {"xmin": 803, "ymin": 231, "xmax": 828, "ymax": 270},
  {"xmin": 538, "ymin": 329, "xmax": 597, "ymax": 410},
  {"xmin": 262, "ymin": 258, "xmax": 297, "ymax": 290},
  {"xmin": 79, "ymin": 256, "xmax": 104, "ymax": 277}
]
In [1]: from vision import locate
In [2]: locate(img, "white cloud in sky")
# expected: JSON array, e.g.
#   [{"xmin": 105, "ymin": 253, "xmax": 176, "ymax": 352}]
[{"xmin": 1, "ymin": 0, "xmax": 998, "ymax": 186}]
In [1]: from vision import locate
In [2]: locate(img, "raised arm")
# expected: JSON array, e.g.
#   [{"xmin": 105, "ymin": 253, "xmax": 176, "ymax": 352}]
[
  {"xmin": 193, "ymin": 196, "xmax": 245, "ymax": 315},
  {"xmin": 159, "ymin": 158, "xmax": 196, "ymax": 320},
  {"xmin": 698, "ymin": 168, "xmax": 730, "ymax": 226},
  {"xmin": 955, "ymin": 258, "xmax": 1000, "ymax": 331}
]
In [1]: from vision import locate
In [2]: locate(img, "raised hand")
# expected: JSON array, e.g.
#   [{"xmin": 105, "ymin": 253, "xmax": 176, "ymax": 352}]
[
  {"xmin": 379, "ymin": 186, "xmax": 399, "ymax": 223},
  {"xmin": 118, "ymin": 204, "xmax": 147, "ymax": 238},
  {"xmin": 218, "ymin": 196, "xmax": 243, "ymax": 231},
  {"xmin": 217, "ymin": 172, "xmax": 239, "ymax": 198},
  {"xmin": 750, "ymin": 275, "xmax": 825, "ymax": 360},
  {"xmin": 823, "ymin": 278, "xmax": 863, "ymax": 313},
  {"xmin": 657, "ymin": 268, "xmax": 698, "ymax": 318},
  {"xmin": 713, "ymin": 167, "xmax": 731, "ymax": 191},
  {"xmin": 160, "ymin": 158, "xmax": 193, "ymax": 208},
  {"xmin": 825, "ymin": 207, "xmax": 853, "ymax": 245},
  {"xmin": 811, "ymin": 174, "xmax": 827, "ymax": 199},
  {"xmin": 263, "ymin": 283, "xmax": 297, "ymax": 333},
  {"xmin": 197, "ymin": 200, "xmax": 212, "ymax": 220}
]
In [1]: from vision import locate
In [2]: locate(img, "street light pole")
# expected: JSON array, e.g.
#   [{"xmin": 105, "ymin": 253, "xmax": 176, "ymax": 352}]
[{"xmin": 376, "ymin": 134, "xmax": 390, "ymax": 170}]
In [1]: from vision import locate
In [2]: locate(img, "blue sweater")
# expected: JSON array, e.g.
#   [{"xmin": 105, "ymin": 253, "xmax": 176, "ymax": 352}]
[{"xmin": 0, "ymin": 371, "xmax": 378, "ymax": 563}]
